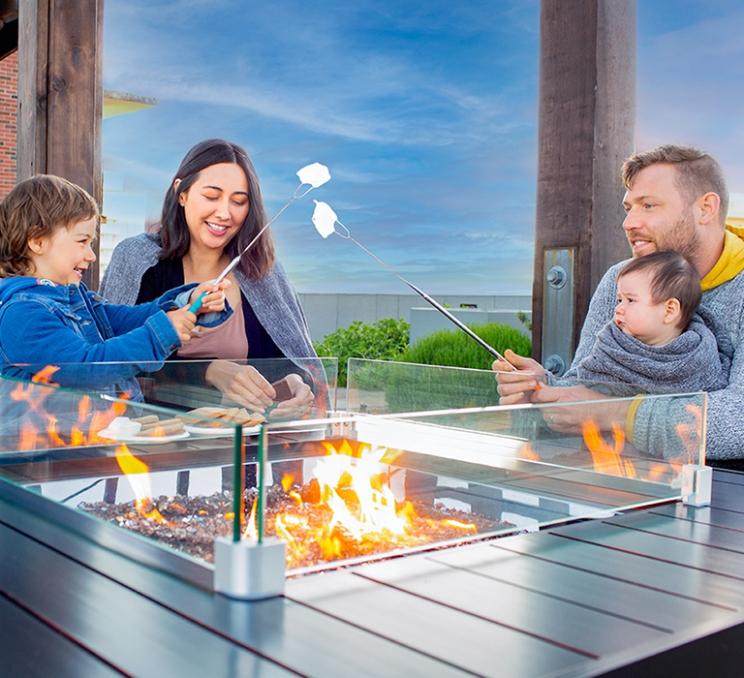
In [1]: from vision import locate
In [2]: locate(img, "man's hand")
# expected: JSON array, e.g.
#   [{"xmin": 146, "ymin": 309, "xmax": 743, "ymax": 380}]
[
  {"xmin": 166, "ymin": 307, "xmax": 196, "ymax": 344},
  {"xmin": 533, "ymin": 384, "xmax": 631, "ymax": 433},
  {"xmin": 205, "ymin": 360, "xmax": 275, "ymax": 411},
  {"xmin": 493, "ymin": 349, "xmax": 547, "ymax": 405}
]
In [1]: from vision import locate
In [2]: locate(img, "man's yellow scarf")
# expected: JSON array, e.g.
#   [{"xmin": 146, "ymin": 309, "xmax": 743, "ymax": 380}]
[{"xmin": 701, "ymin": 225, "xmax": 744, "ymax": 291}]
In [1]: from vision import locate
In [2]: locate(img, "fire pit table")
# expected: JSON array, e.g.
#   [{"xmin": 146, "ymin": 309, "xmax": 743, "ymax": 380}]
[{"xmin": 1, "ymin": 360, "xmax": 741, "ymax": 677}]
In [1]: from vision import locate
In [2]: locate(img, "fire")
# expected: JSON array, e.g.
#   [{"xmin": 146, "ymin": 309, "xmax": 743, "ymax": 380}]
[
  {"xmin": 243, "ymin": 499, "xmax": 258, "ymax": 540},
  {"xmin": 582, "ymin": 420, "xmax": 637, "ymax": 478},
  {"xmin": 114, "ymin": 444, "xmax": 168, "ymax": 523},
  {"xmin": 31, "ymin": 365, "xmax": 60, "ymax": 384},
  {"xmin": 11, "ymin": 377, "xmax": 134, "ymax": 450},
  {"xmin": 252, "ymin": 439, "xmax": 478, "ymax": 569}
]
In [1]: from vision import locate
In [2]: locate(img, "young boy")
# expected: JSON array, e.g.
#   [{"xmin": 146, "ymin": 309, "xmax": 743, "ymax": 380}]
[
  {"xmin": 576, "ymin": 251, "xmax": 729, "ymax": 395},
  {"xmin": 0, "ymin": 175, "xmax": 230, "ymax": 387}
]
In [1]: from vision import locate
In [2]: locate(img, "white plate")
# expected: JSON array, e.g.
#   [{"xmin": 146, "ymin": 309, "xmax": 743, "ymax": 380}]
[
  {"xmin": 184, "ymin": 424, "xmax": 262, "ymax": 437},
  {"xmin": 97, "ymin": 430, "xmax": 190, "ymax": 445}
]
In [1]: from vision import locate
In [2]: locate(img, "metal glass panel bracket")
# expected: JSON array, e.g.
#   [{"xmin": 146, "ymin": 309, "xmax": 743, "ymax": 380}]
[
  {"xmin": 542, "ymin": 248, "xmax": 575, "ymax": 377},
  {"xmin": 681, "ymin": 465, "xmax": 712, "ymax": 507}
]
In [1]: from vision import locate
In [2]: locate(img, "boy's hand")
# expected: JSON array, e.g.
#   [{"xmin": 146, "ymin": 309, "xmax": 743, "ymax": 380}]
[
  {"xmin": 189, "ymin": 279, "xmax": 231, "ymax": 314},
  {"xmin": 167, "ymin": 307, "xmax": 197, "ymax": 344}
]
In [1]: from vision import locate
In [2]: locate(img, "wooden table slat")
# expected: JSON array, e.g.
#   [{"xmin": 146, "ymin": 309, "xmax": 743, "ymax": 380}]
[
  {"xmin": 287, "ymin": 569, "xmax": 590, "ymax": 677},
  {"xmin": 0, "ymin": 594, "xmax": 121, "ymax": 678},
  {"xmin": 425, "ymin": 540, "xmax": 734, "ymax": 631},
  {"xmin": 353, "ymin": 554, "xmax": 669, "ymax": 656},
  {"xmin": 494, "ymin": 531, "xmax": 744, "ymax": 609}
]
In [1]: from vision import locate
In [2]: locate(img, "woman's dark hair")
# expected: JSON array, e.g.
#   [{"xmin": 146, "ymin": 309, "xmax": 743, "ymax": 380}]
[{"xmin": 158, "ymin": 139, "xmax": 275, "ymax": 279}]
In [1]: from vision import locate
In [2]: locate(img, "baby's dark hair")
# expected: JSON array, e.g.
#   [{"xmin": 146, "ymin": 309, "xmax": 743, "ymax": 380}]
[
  {"xmin": 619, "ymin": 251, "xmax": 701, "ymax": 328},
  {"xmin": 0, "ymin": 174, "xmax": 99, "ymax": 277}
]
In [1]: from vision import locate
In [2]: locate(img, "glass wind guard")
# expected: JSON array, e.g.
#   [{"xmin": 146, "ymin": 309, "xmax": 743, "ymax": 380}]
[
  {"xmin": 254, "ymin": 390, "xmax": 706, "ymax": 574},
  {"xmin": 6, "ymin": 357, "xmax": 338, "ymax": 420},
  {"xmin": 0, "ymin": 375, "xmax": 245, "ymax": 573},
  {"xmin": 346, "ymin": 358, "xmax": 499, "ymax": 414}
]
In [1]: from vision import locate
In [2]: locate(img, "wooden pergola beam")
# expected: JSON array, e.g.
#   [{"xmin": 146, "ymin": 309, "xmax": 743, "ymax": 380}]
[
  {"xmin": 532, "ymin": 0, "xmax": 635, "ymax": 374},
  {"xmin": 17, "ymin": 0, "xmax": 103, "ymax": 288}
]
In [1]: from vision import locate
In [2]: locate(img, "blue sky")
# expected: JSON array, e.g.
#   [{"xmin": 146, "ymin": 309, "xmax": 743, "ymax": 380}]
[{"xmin": 102, "ymin": 0, "xmax": 744, "ymax": 294}]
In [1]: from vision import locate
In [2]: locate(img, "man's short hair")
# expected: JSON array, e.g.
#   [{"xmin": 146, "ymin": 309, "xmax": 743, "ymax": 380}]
[
  {"xmin": 622, "ymin": 144, "xmax": 728, "ymax": 225},
  {"xmin": 0, "ymin": 174, "xmax": 98, "ymax": 277},
  {"xmin": 619, "ymin": 251, "xmax": 701, "ymax": 329}
]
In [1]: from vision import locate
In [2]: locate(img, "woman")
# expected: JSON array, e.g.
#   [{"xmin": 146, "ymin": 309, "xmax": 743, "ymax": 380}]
[{"xmin": 101, "ymin": 139, "xmax": 316, "ymax": 415}]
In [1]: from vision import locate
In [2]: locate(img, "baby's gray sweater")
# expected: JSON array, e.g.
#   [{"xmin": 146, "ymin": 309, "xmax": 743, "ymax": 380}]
[{"xmin": 560, "ymin": 260, "xmax": 744, "ymax": 460}]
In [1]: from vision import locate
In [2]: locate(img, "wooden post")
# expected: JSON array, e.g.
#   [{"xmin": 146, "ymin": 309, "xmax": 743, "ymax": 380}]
[
  {"xmin": 17, "ymin": 0, "xmax": 103, "ymax": 288},
  {"xmin": 532, "ymin": 0, "xmax": 635, "ymax": 373}
]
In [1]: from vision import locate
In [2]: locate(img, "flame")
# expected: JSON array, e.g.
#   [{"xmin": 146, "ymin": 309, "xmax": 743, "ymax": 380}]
[
  {"xmin": 243, "ymin": 499, "xmax": 258, "ymax": 540},
  {"xmin": 31, "ymin": 365, "xmax": 60, "ymax": 384},
  {"xmin": 518, "ymin": 442, "xmax": 539, "ymax": 461},
  {"xmin": 77, "ymin": 395, "xmax": 92, "ymax": 422},
  {"xmin": 258, "ymin": 439, "xmax": 477, "ymax": 568},
  {"xmin": 12, "ymin": 386, "xmax": 133, "ymax": 451},
  {"xmin": 114, "ymin": 444, "xmax": 168, "ymax": 523},
  {"xmin": 19, "ymin": 423, "xmax": 38, "ymax": 451},
  {"xmin": 582, "ymin": 420, "xmax": 637, "ymax": 478}
]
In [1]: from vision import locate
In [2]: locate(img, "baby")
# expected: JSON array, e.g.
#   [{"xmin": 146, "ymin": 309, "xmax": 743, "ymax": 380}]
[
  {"xmin": 0, "ymin": 174, "xmax": 230, "ymax": 388},
  {"xmin": 577, "ymin": 250, "xmax": 729, "ymax": 394}
]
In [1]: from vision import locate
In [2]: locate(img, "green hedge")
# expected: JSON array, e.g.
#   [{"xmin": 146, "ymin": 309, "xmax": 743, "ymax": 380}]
[
  {"xmin": 402, "ymin": 322, "xmax": 531, "ymax": 370},
  {"xmin": 314, "ymin": 318, "xmax": 410, "ymax": 386}
]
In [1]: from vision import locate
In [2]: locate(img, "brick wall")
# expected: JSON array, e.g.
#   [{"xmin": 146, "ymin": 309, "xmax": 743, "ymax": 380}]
[{"xmin": 0, "ymin": 50, "xmax": 17, "ymax": 197}]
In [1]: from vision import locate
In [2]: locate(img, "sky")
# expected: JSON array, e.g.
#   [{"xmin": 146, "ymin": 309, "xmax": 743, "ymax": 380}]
[{"xmin": 101, "ymin": 0, "xmax": 744, "ymax": 294}]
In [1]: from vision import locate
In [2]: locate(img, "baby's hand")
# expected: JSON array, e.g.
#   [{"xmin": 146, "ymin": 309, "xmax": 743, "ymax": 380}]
[
  {"xmin": 189, "ymin": 279, "xmax": 231, "ymax": 314},
  {"xmin": 167, "ymin": 307, "xmax": 196, "ymax": 344}
]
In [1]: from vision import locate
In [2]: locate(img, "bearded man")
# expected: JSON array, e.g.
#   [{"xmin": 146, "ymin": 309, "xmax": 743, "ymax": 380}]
[{"xmin": 495, "ymin": 144, "xmax": 744, "ymax": 460}]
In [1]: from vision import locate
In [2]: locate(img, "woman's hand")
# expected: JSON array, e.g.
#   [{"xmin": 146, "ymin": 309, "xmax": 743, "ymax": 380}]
[
  {"xmin": 189, "ymin": 279, "xmax": 231, "ymax": 314},
  {"xmin": 205, "ymin": 360, "xmax": 275, "ymax": 411},
  {"xmin": 166, "ymin": 307, "xmax": 197, "ymax": 344},
  {"xmin": 268, "ymin": 373, "xmax": 315, "ymax": 421},
  {"xmin": 493, "ymin": 349, "xmax": 547, "ymax": 405}
]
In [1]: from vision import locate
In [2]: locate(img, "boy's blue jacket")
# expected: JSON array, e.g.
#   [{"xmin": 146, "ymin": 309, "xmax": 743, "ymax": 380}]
[{"xmin": 0, "ymin": 277, "xmax": 231, "ymax": 388}]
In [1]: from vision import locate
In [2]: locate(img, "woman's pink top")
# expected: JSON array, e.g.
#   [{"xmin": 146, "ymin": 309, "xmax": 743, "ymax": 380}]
[{"xmin": 177, "ymin": 299, "xmax": 249, "ymax": 359}]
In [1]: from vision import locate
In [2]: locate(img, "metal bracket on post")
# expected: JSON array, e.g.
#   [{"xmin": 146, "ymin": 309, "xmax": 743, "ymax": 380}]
[
  {"xmin": 541, "ymin": 248, "xmax": 575, "ymax": 377},
  {"xmin": 214, "ymin": 537, "xmax": 286, "ymax": 600},
  {"xmin": 681, "ymin": 464, "xmax": 712, "ymax": 507}
]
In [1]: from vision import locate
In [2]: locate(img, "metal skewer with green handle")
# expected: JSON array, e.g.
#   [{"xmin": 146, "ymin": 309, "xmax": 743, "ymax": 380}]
[{"xmin": 188, "ymin": 163, "xmax": 331, "ymax": 313}]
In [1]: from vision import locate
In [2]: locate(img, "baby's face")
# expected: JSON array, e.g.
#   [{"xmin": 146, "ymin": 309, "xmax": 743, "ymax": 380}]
[{"xmin": 614, "ymin": 269, "xmax": 675, "ymax": 345}]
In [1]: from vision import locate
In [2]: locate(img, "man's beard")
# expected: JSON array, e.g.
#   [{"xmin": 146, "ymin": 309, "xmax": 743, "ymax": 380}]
[
  {"xmin": 661, "ymin": 210, "xmax": 699, "ymax": 261},
  {"xmin": 630, "ymin": 209, "xmax": 699, "ymax": 260}
]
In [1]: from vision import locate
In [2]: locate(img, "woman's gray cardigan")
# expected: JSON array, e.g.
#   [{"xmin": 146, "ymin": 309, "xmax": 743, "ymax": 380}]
[{"xmin": 100, "ymin": 234, "xmax": 317, "ymax": 360}]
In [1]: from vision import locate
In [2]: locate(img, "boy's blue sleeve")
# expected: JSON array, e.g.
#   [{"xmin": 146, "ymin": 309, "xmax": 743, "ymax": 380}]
[
  {"xmin": 93, "ymin": 284, "xmax": 232, "ymax": 333},
  {"xmin": 92, "ymin": 284, "xmax": 199, "ymax": 334},
  {"xmin": 0, "ymin": 301, "xmax": 181, "ymax": 370}
]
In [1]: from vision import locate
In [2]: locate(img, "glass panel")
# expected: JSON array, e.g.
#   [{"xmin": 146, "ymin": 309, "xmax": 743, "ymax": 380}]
[
  {"xmin": 0, "ymin": 361, "xmax": 706, "ymax": 587},
  {"xmin": 5, "ymin": 358, "xmax": 338, "ymax": 421},
  {"xmin": 0, "ymin": 376, "xmax": 243, "ymax": 571},
  {"xmin": 256, "ymin": 385, "xmax": 705, "ymax": 574},
  {"xmin": 347, "ymin": 357, "xmax": 499, "ymax": 413}
]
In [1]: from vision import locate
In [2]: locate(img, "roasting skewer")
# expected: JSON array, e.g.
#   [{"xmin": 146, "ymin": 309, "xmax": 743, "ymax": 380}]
[
  {"xmin": 188, "ymin": 163, "xmax": 331, "ymax": 312},
  {"xmin": 311, "ymin": 200, "xmax": 518, "ymax": 369}
]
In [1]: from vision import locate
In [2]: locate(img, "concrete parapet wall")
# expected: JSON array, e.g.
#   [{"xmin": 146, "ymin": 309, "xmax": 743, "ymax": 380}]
[{"xmin": 298, "ymin": 292, "xmax": 531, "ymax": 342}]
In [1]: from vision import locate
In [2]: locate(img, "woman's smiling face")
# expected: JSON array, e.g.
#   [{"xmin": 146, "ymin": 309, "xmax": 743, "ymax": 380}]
[{"xmin": 177, "ymin": 162, "xmax": 250, "ymax": 253}]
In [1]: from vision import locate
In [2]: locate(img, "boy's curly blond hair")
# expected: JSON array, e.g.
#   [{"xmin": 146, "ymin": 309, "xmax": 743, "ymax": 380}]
[{"xmin": 0, "ymin": 174, "xmax": 99, "ymax": 277}]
